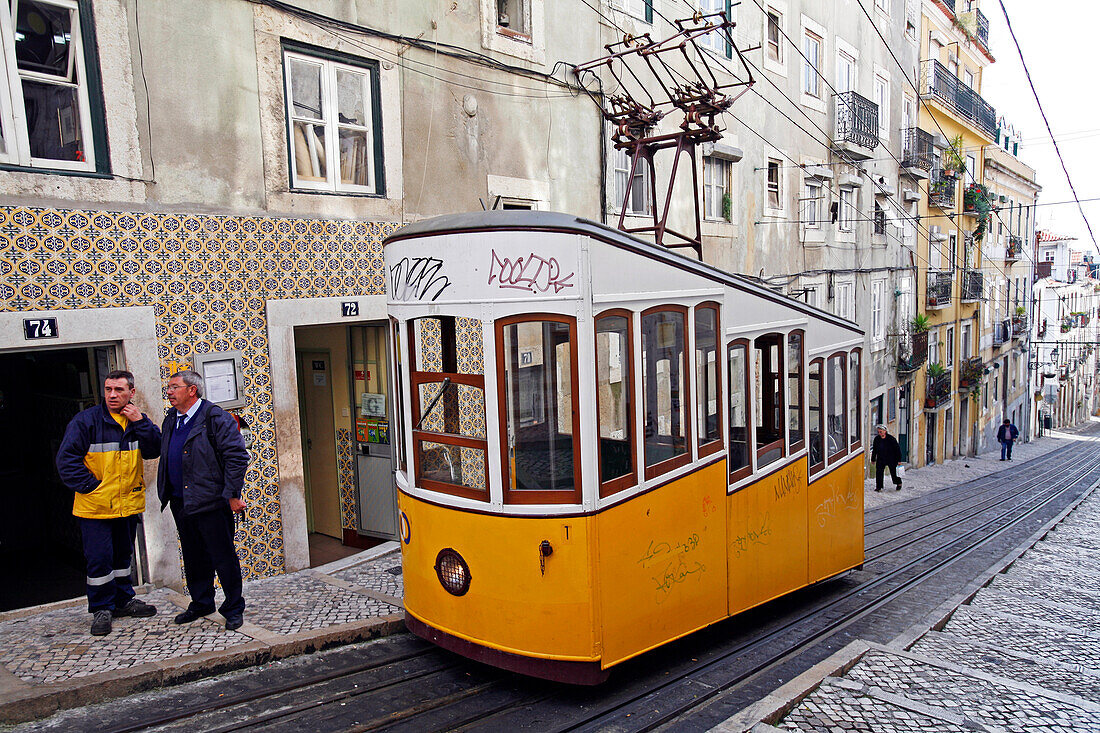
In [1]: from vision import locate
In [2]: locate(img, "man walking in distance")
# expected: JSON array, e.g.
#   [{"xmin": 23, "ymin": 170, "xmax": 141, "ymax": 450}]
[
  {"xmin": 997, "ymin": 418, "xmax": 1020, "ymax": 461},
  {"xmin": 56, "ymin": 370, "xmax": 161, "ymax": 636},
  {"xmin": 158, "ymin": 370, "xmax": 249, "ymax": 630},
  {"xmin": 870, "ymin": 424, "xmax": 903, "ymax": 492}
]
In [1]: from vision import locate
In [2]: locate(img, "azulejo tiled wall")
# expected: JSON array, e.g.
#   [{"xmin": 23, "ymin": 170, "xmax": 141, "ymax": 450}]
[
  {"xmin": 336, "ymin": 427, "xmax": 356, "ymax": 530},
  {"xmin": 0, "ymin": 206, "xmax": 401, "ymax": 581}
]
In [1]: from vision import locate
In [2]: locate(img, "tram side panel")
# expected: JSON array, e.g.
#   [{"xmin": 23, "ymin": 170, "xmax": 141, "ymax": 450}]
[
  {"xmin": 806, "ymin": 458, "xmax": 865, "ymax": 582},
  {"xmin": 726, "ymin": 458, "xmax": 810, "ymax": 616},
  {"xmin": 596, "ymin": 460, "xmax": 728, "ymax": 668},
  {"xmin": 399, "ymin": 493, "xmax": 600, "ymax": 663}
]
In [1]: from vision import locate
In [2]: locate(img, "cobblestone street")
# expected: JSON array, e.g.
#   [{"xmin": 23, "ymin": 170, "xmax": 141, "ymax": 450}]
[{"xmin": 731, "ymin": 477, "xmax": 1100, "ymax": 733}]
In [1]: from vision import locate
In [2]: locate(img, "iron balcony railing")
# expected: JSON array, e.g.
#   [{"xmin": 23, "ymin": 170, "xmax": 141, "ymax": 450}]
[
  {"xmin": 922, "ymin": 59, "xmax": 997, "ymax": 139},
  {"xmin": 959, "ymin": 356, "xmax": 984, "ymax": 390},
  {"xmin": 975, "ymin": 8, "xmax": 989, "ymax": 45},
  {"xmin": 1006, "ymin": 235, "xmax": 1022, "ymax": 261},
  {"xmin": 926, "ymin": 370, "xmax": 952, "ymax": 409},
  {"xmin": 929, "ymin": 175, "xmax": 956, "ymax": 209},
  {"xmin": 834, "ymin": 91, "xmax": 879, "ymax": 150},
  {"xmin": 961, "ymin": 269, "xmax": 984, "ymax": 301},
  {"xmin": 1012, "ymin": 314, "xmax": 1028, "ymax": 337},
  {"xmin": 897, "ymin": 329, "xmax": 929, "ymax": 374},
  {"xmin": 902, "ymin": 127, "xmax": 935, "ymax": 171},
  {"xmin": 927, "ymin": 271, "xmax": 952, "ymax": 308},
  {"xmin": 993, "ymin": 318, "xmax": 1009, "ymax": 346},
  {"xmin": 941, "ymin": 0, "xmax": 955, "ymax": 12}
]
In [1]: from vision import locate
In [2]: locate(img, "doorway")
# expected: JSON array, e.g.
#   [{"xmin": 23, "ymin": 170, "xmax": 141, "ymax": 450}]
[
  {"xmin": 925, "ymin": 412, "xmax": 936, "ymax": 465},
  {"xmin": 0, "ymin": 345, "xmax": 129, "ymax": 611},
  {"xmin": 295, "ymin": 322, "xmax": 396, "ymax": 568},
  {"xmin": 897, "ymin": 383, "xmax": 910, "ymax": 463}
]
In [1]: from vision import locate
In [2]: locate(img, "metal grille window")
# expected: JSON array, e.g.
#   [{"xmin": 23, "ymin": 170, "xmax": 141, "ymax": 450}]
[
  {"xmin": 0, "ymin": 0, "xmax": 102, "ymax": 171},
  {"xmin": 285, "ymin": 48, "xmax": 382, "ymax": 194}
]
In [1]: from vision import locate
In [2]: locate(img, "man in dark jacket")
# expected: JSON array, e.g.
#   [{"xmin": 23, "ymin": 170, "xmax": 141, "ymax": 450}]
[
  {"xmin": 158, "ymin": 370, "xmax": 249, "ymax": 630},
  {"xmin": 56, "ymin": 370, "xmax": 161, "ymax": 635},
  {"xmin": 997, "ymin": 418, "xmax": 1020, "ymax": 461},
  {"xmin": 870, "ymin": 424, "xmax": 902, "ymax": 492}
]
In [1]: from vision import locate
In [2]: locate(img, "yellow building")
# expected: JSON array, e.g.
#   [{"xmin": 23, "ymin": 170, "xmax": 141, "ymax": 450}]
[{"xmin": 911, "ymin": 0, "xmax": 998, "ymax": 466}]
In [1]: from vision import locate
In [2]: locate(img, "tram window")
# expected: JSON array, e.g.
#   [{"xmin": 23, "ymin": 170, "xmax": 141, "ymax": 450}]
[
  {"xmin": 498, "ymin": 316, "xmax": 581, "ymax": 503},
  {"xmin": 808, "ymin": 358, "xmax": 824, "ymax": 474},
  {"xmin": 596, "ymin": 311, "xmax": 636, "ymax": 496},
  {"xmin": 695, "ymin": 305, "xmax": 722, "ymax": 457},
  {"xmin": 727, "ymin": 339, "xmax": 751, "ymax": 482},
  {"xmin": 642, "ymin": 307, "xmax": 691, "ymax": 478},
  {"xmin": 826, "ymin": 353, "xmax": 848, "ymax": 462},
  {"xmin": 754, "ymin": 333, "xmax": 785, "ymax": 468},
  {"xmin": 787, "ymin": 330, "xmax": 804, "ymax": 452},
  {"xmin": 849, "ymin": 349, "xmax": 862, "ymax": 449},
  {"xmin": 409, "ymin": 316, "xmax": 488, "ymax": 499},
  {"xmin": 391, "ymin": 318, "xmax": 406, "ymax": 472}
]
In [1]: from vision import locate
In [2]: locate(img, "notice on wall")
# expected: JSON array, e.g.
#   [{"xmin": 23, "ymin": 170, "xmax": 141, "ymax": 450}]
[
  {"xmin": 203, "ymin": 359, "xmax": 238, "ymax": 403},
  {"xmin": 357, "ymin": 418, "xmax": 389, "ymax": 444},
  {"xmin": 313, "ymin": 372, "xmax": 327, "ymax": 387}
]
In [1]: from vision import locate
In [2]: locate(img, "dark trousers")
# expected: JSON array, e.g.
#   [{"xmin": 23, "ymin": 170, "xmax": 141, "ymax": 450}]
[
  {"xmin": 170, "ymin": 498, "xmax": 245, "ymax": 618},
  {"xmin": 79, "ymin": 515, "xmax": 138, "ymax": 613},
  {"xmin": 875, "ymin": 461, "xmax": 902, "ymax": 489},
  {"xmin": 1000, "ymin": 440, "xmax": 1014, "ymax": 460}
]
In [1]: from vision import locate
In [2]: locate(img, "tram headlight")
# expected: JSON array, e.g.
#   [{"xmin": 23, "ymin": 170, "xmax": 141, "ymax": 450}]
[{"xmin": 434, "ymin": 548, "xmax": 471, "ymax": 596}]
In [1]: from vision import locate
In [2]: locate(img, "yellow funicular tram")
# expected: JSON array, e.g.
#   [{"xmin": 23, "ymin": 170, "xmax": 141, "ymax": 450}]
[{"xmin": 384, "ymin": 211, "xmax": 864, "ymax": 684}]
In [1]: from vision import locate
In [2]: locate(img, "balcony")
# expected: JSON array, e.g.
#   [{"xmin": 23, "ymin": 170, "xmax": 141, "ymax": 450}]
[
  {"xmin": 927, "ymin": 271, "xmax": 952, "ymax": 308},
  {"xmin": 925, "ymin": 369, "xmax": 952, "ymax": 409},
  {"xmin": 897, "ymin": 330, "xmax": 929, "ymax": 375},
  {"xmin": 929, "ymin": 175, "xmax": 957, "ymax": 209},
  {"xmin": 1012, "ymin": 314, "xmax": 1027, "ymax": 338},
  {"xmin": 959, "ymin": 356, "xmax": 984, "ymax": 391},
  {"xmin": 833, "ymin": 91, "xmax": 879, "ymax": 159},
  {"xmin": 961, "ymin": 269, "xmax": 984, "ymax": 302},
  {"xmin": 1006, "ymin": 235, "xmax": 1023, "ymax": 261},
  {"xmin": 959, "ymin": 8, "xmax": 990, "ymax": 47},
  {"xmin": 993, "ymin": 318, "xmax": 1009, "ymax": 347},
  {"xmin": 921, "ymin": 59, "xmax": 997, "ymax": 140},
  {"xmin": 901, "ymin": 127, "xmax": 935, "ymax": 178}
]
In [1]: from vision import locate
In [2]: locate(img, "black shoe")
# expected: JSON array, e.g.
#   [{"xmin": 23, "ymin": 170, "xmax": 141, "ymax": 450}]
[
  {"xmin": 91, "ymin": 609, "xmax": 112, "ymax": 636},
  {"xmin": 174, "ymin": 606, "xmax": 215, "ymax": 624},
  {"xmin": 225, "ymin": 615, "xmax": 244, "ymax": 631},
  {"xmin": 875, "ymin": 487, "xmax": 882, "ymax": 492},
  {"xmin": 896, "ymin": 483, "xmax": 902, "ymax": 491},
  {"xmin": 1000, "ymin": 458, "xmax": 1005, "ymax": 461},
  {"xmin": 115, "ymin": 598, "xmax": 157, "ymax": 618}
]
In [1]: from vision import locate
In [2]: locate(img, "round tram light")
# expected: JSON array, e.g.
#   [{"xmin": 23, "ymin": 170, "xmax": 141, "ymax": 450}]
[
  {"xmin": 399, "ymin": 511, "xmax": 412, "ymax": 544},
  {"xmin": 434, "ymin": 548, "xmax": 471, "ymax": 596}
]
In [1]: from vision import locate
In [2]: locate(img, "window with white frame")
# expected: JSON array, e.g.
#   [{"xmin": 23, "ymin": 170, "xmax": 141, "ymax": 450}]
[
  {"xmin": 703, "ymin": 155, "xmax": 730, "ymax": 221},
  {"xmin": 614, "ymin": 0, "xmax": 649, "ymax": 22},
  {"xmin": 904, "ymin": 0, "xmax": 917, "ymax": 39},
  {"xmin": 874, "ymin": 72, "xmax": 889, "ymax": 139},
  {"xmin": 804, "ymin": 180, "xmax": 821, "ymax": 228},
  {"xmin": 961, "ymin": 323, "xmax": 971, "ymax": 359},
  {"xmin": 614, "ymin": 146, "xmax": 652, "ymax": 215},
  {"xmin": 802, "ymin": 30, "xmax": 821, "ymax": 98},
  {"xmin": 836, "ymin": 280, "xmax": 854, "ymax": 320},
  {"xmin": 284, "ymin": 48, "xmax": 382, "ymax": 194},
  {"xmin": 875, "ymin": 0, "xmax": 890, "ymax": 12},
  {"xmin": 838, "ymin": 187, "xmax": 854, "ymax": 232},
  {"xmin": 766, "ymin": 158, "xmax": 782, "ymax": 209},
  {"xmin": 766, "ymin": 10, "xmax": 782, "ymax": 64},
  {"xmin": 946, "ymin": 325, "xmax": 954, "ymax": 366},
  {"xmin": 966, "ymin": 154, "xmax": 976, "ymax": 182},
  {"xmin": 496, "ymin": 0, "xmax": 531, "ymax": 35},
  {"xmin": 0, "ymin": 0, "xmax": 104, "ymax": 172},
  {"xmin": 699, "ymin": 0, "xmax": 730, "ymax": 55},
  {"xmin": 872, "ymin": 278, "xmax": 885, "ymax": 342},
  {"xmin": 836, "ymin": 49, "xmax": 855, "ymax": 94}
]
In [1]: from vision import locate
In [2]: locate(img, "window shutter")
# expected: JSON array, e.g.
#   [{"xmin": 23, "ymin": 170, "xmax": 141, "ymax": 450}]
[
  {"xmin": 725, "ymin": 0, "xmax": 733, "ymax": 58},
  {"xmin": 645, "ymin": 0, "xmax": 653, "ymax": 23}
]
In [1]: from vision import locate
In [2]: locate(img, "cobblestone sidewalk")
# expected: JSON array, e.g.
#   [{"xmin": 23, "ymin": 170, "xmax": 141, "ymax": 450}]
[
  {"xmin": 722, "ymin": 460, "xmax": 1100, "ymax": 733},
  {"xmin": 0, "ymin": 544, "xmax": 404, "ymax": 724}
]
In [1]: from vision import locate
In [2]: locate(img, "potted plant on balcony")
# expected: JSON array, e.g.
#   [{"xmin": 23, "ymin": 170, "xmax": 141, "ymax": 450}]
[
  {"xmin": 911, "ymin": 313, "xmax": 930, "ymax": 333},
  {"xmin": 942, "ymin": 134, "xmax": 966, "ymax": 179},
  {"xmin": 925, "ymin": 361, "xmax": 947, "ymax": 407}
]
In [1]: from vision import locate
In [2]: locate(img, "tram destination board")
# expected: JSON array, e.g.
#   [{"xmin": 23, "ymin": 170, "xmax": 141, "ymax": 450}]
[{"xmin": 23, "ymin": 317, "xmax": 58, "ymax": 340}]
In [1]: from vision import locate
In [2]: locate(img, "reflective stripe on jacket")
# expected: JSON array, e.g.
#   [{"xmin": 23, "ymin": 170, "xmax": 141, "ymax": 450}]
[{"xmin": 55, "ymin": 403, "xmax": 162, "ymax": 519}]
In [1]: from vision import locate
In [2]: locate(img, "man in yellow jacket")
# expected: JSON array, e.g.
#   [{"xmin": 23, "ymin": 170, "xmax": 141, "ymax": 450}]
[{"xmin": 56, "ymin": 370, "xmax": 162, "ymax": 636}]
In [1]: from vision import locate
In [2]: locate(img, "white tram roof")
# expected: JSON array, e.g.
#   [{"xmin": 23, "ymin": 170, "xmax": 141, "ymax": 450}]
[{"xmin": 385, "ymin": 211, "xmax": 862, "ymax": 339}]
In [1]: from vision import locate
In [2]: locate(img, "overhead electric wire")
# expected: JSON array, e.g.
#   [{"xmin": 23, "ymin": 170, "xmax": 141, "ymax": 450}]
[{"xmin": 994, "ymin": 0, "xmax": 1100, "ymax": 257}]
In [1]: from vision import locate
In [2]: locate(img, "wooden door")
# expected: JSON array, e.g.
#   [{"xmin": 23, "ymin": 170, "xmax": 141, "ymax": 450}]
[{"xmin": 298, "ymin": 351, "xmax": 342, "ymax": 539}]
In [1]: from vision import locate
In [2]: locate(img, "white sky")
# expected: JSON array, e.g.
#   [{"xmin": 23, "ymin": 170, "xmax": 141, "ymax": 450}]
[{"xmin": 981, "ymin": 0, "xmax": 1100, "ymax": 255}]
